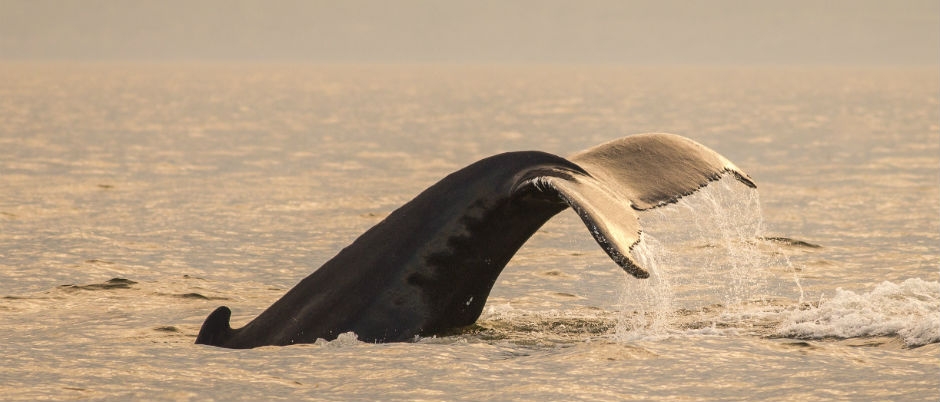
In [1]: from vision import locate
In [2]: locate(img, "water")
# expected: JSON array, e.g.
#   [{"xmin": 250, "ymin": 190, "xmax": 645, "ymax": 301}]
[{"xmin": 1, "ymin": 63, "xmax": 937, "ymax": 400}]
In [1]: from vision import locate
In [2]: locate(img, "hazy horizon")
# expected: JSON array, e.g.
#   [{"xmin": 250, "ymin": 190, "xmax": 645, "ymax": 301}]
[{"xmin": 1, "ymin": 0, "xmax": 937, "ymax": 65}]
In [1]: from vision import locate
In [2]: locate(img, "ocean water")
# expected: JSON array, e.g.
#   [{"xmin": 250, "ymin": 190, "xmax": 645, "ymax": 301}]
[{"xmin": 0, "ymin": 63, "xmax": 937, "ymax": 400}]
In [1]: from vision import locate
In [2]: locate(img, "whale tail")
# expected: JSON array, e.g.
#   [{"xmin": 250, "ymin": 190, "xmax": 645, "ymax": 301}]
[
  {"xmin": 535, "ymin": 133, "xmax": 756, "ymax": 278},
  {"xmin": 195, "ymin": 306, "xmax": 235, "ymax": 347},
  {"xmin": 193, "ymin": 133, "xmax": 757, "ymax": 347}
]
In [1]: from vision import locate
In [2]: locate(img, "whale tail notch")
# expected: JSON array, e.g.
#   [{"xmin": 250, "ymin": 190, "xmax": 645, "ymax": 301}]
[{"xmin": 195, "ymin": 306, "xmax": 236, "ymax": 347}]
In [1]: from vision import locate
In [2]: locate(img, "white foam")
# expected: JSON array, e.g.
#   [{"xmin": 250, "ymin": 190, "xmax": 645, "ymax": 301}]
[
  {"xmin": 776, "ymin": 278, "xmax": 940, "ymax": 347},
  {"xmin": 313, "ymin": 331, "xmax": 362, "ymax": 347}
]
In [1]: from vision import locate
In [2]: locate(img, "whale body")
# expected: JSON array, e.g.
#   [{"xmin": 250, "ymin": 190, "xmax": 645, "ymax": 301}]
[{"xmin": 195, "ymin": 133, "xmax": 755, "ymax": 348}]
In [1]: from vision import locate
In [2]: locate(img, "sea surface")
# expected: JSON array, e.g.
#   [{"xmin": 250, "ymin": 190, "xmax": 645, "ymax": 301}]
[{"xmin": 0, "ymin": 63, "xmax": 937, "ymax": 400}]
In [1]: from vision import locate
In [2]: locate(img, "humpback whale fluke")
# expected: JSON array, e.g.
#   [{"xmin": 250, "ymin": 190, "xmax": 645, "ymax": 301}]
[{"xmin": 195, "ymin": 133, "xmax": 754, "ymax": 348}]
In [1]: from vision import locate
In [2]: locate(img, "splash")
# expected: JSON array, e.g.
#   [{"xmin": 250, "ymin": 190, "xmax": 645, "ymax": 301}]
[
  {"xmin": 612, "ymin": 175, "xmax": 938, "ymax": 348},
  {"xmin": 777, "ymin": 278, "xmax": 940, "ymax": 347},
  {"xmin": 615, "ymin": 176, "xmax": 800, "ymax": 340}
]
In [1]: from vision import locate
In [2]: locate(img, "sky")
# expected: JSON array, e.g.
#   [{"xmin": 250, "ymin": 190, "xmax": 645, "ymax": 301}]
[{"xmin": 1, "ymin": 0, "xmax": 937, "ymax": 65}]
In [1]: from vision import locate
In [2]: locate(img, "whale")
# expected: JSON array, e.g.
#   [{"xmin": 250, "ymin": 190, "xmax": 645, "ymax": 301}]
[{"xmin": 195, "ymin": 133, "xmax": 755, "ymax": 348}]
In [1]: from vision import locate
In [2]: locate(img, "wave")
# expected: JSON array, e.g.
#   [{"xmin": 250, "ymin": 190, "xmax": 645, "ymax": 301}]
[{"xmin": 776, "ymin": 278, "xmax": 940, "ymax": 347}]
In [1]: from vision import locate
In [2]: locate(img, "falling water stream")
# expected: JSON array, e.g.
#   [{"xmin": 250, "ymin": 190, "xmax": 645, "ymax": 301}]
[{"xmin": 616, "ymin": 176, "xmax": 794, "ymax": 339}]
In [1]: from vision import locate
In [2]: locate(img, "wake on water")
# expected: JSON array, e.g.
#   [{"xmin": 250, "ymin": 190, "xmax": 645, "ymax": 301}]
[{"xmin": 615, "ymin": 176, "xmax": 940, "ymax": 347}]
